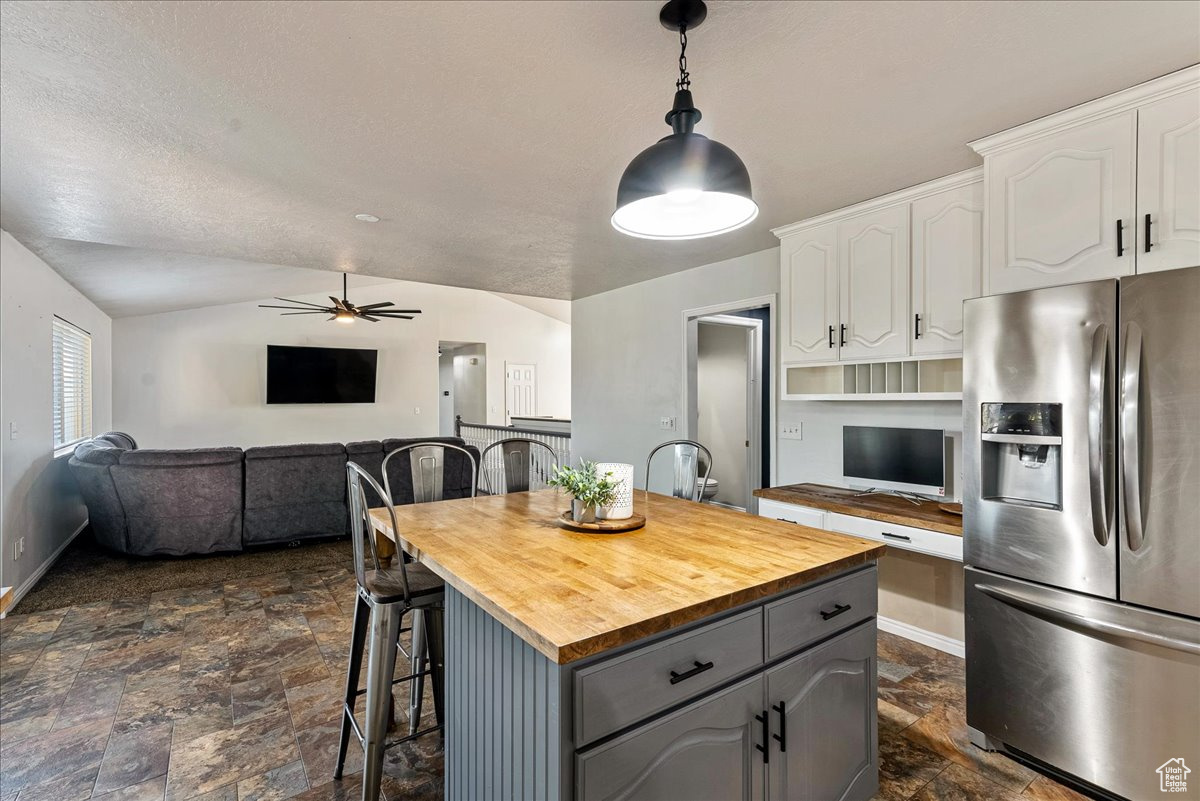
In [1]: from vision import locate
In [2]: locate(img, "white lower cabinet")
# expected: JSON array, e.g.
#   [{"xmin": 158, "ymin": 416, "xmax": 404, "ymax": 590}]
[
  {"xmin": 826, "ymin": 512, "xmax": 963, "ymax": 562},
  {"xmin": 757, "ymin": 498, "xmax": 826, "ymax": 529},
  {"xmin": 766, "ymin": 623, "xmax": 879, "ymax": 801}
]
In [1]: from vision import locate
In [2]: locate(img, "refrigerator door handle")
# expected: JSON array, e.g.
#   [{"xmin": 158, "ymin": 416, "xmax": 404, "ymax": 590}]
[
  {"xmin": 1121, "ymin": 322, "xmax": 1146, "ymax": 552},
  {"xmin": 976, "ymin": 582, "xmax": 1200, "ymax": 657},
  {"xmin": 1088, "ymin": 323, "xmax": 1112, "ymax": 547}
]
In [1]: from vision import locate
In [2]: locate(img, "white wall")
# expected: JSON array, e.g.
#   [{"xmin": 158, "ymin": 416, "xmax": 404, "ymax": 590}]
[
  {"xmin": 1, "ymin": 231, "xmax": 113, "ymax": 598},
  {"xmin": 112, "ymin": 282, "xmax": 570, "ymax": 448},
  {"xmin": 697, "ymin": 322, "xmax": 749, "ymax": 507}
]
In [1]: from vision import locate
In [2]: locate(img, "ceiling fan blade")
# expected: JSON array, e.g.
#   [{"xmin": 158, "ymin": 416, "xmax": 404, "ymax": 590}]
[
  {"xmin": 359, "ymin": 314, "xmax": 381, "ymax": 322},
  {"xmin": 370, "ymin": 309, "xmax": 422, "ymax": 314},
  {"xmin": 372, "ymin": 314, "xmax": 414, "ymax": 320},
  {"xmin": 355, "ymin": 302, "xmax": 396, "ymax": 311},
  {"xmin": 259, "ymin": 304, "xmax": 336, "ymax": 311},
  {"xmin": 279, "ymin": 311, "xmax": 329, "ymax": 315},
  {"xmin": 329, "ymin": 296, "xmax": 346, "ymax": 310},
  {"xmin": 272, "ymin": 297, "xmax": 329, "ymax": 309}
]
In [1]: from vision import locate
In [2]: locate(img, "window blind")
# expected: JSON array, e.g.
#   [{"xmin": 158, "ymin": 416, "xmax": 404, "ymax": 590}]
[{"xmin": 52, "ymin": 316, "xmax": 92, "ymax": 449}]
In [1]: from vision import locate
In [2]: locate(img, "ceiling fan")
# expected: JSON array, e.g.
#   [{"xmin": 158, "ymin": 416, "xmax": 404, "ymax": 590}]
[{"xmin": 259, "ymin": 273, "xmax": 422, "ymax": 324}]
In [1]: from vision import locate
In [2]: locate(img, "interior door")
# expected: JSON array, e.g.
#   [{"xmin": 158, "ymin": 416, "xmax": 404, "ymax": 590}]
[
  {"xmin": 1118, "ymin": 266, "xmax": 1200, "ymax": 618},
  {"xmin": 838, "ymin": 205, "xmax": 910, "ymax": 360},
  {"xmin": 575, "ymin": 675, "xmax": 765, "ymax": 801},
  {"xmin": 984, "ymin": 111, "xmax": 1136, "ymax": 294},
  {"xmin": 1136, "ymin": 88, "xmax": 1200, "ymax": 273},
  {"xmin": 766, "ymin": 621, "xmax": 877, "ymax": 801},
  {"xmin": 505, "ymin": 363, "xmax": 536, "ymax": 423},
  {"xmin": 780, "ymin": 221, "xmax": 839, "ymax": 364},
  {"xmin": 911, "ymin": 181, "xmax": 983, "ymax": 355}
]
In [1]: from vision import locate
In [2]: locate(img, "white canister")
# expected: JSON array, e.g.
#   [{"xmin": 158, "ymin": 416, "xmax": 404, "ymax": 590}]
[{"xmin": 595, "ymin": 462, "xmax": 634, "ymax": 520}]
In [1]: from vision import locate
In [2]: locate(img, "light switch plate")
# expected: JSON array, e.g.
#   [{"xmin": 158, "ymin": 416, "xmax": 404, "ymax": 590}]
[
  {"xmin": 780, "ymin": 423, "xmax": 803, "ymax": 440},
  {"xmin": 659, "ymin": 416, "xmax": 676, "ymax": 431}
]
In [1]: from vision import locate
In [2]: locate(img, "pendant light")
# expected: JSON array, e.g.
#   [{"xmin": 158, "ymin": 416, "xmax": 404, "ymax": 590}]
[{"xmin": 612, "ymin": 0, "xmax": 757, "ymax": 240}]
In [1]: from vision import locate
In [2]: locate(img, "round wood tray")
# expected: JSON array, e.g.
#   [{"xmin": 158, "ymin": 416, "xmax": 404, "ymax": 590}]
[
  {"xmin": 938, "ymin": 502, "xmax": 963, "ymax": 516},
  {"xmin": 557, "ymin": 511, "xmax": 646, "ymax": 533}
]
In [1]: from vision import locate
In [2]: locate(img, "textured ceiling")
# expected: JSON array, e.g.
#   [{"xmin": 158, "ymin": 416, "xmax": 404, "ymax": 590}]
[{"xmin": 2, "ymin": 1, "xmax": 1198, "ymax": 310}]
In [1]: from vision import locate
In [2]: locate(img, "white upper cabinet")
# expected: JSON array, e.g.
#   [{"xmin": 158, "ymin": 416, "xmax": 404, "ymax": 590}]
[
  {"xmin": 911, "ymin": 181, "xmax": 983, "ymax": 355},
  {"xmin": 838, "ymin": 204, "xmax": 911, "ymax": 360},
  {"xmin": 979, "ymin": 111, "xmax": 1137, "ymax": 294},
  {"xmin": 1136, "ymin": 88, "xmax": 1200, "ymax": 273},
  {"xmin": 780, "ymin": 221, "xmax": 840, "ymax": 363},
  {"xmin": 972, "ymin": 67, "xmax": 1200, "ymax": 292}
]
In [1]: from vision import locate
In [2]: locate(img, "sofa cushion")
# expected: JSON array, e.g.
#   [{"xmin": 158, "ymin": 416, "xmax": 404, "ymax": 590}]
[
  {"xmin": 111, "ymin": 448, "xmax": 244, "ymax": 556},
  {"xmin": 73, "ymin": 439, "xmax": 124, "ymax": 466},
  {"xmin": 69, "ymin": 451, "xmax": 128, "ymax": 551},
  {"xmin": 243, "ymin": 442, "xmax": 348, "ymax": 545},
  {"xmin": 95, "ymin": 431, "xmax": 137, "ymax": 450},
  {"xmin": 345, "ymin": 440, "xmax": 385, "ymax": 487}
]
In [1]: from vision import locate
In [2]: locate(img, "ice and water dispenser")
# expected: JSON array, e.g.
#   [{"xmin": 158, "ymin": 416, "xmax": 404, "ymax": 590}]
[{"xmin": 979, "ymin": 403, "xmax": 1063, "ymax": 510}]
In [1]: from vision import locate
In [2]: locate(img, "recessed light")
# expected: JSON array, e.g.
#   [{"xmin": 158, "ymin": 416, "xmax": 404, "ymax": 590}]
[{"xmin": 354, "ymin": 213, "xmax": 380, "ymax": 223}]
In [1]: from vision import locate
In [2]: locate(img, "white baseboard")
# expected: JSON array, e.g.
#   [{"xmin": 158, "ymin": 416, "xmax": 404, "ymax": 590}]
[
  {"xmin": 0, "ymin": 520, "xmax": 87, "ymax": 618},
  {"xmin": 878, "ymin": 615, "xmax": 965, "ymax": 658}
]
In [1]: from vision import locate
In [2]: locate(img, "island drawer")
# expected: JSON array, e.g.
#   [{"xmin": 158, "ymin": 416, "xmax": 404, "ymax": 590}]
[
  {"xmin": 765, "ymin": 566, "xmax": 877, "ymax": 660},
  {"xmin": 573, "ymin": 607, "xmax": 764, "ymax": 746}
]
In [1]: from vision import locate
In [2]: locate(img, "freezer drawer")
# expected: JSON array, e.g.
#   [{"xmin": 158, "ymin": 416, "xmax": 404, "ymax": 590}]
[{"xmin": 965, "ymin": 567, "xmax": 1200, "ymax": 800}]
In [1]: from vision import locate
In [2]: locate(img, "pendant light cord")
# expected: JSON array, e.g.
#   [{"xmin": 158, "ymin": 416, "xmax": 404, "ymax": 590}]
[{"xmin": 675, "ymin": 26, "xmax": 690, "ymax": 91}]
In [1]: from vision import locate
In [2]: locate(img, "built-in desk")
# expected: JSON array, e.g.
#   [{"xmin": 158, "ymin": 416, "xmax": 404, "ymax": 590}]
[{"xmin": 754, "ymin": 484, "xmax": 963, "ymax": 562}]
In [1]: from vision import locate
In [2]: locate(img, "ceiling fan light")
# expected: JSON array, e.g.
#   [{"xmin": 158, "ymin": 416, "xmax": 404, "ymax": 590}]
[{"xmin": 335, "ymin": 310, "xmax": 355, "ymax": 324}]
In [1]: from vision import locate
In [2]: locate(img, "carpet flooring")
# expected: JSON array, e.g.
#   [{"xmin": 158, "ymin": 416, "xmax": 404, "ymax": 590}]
[{"xmin": 12, "ymin": 529, "xmax": 353, "ymax": 615}]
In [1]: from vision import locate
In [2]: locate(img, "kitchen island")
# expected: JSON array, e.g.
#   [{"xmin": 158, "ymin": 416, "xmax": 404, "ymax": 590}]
[{"xmin": 370, "ymin": 489, "xmax": 886, "ymax": 801}]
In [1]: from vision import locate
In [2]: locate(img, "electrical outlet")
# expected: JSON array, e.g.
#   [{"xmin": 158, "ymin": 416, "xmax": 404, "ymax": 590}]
[
  {"xmin": 8, "ymin": 422, "xmax": 16, "ymax": 440},
  {"xmin": 414, "ymin": 407, "xmax": 421, "ymax": 415},
  {"xmin": 780, "ymin": 423, "xmax": 803, "ymax": 441},
  {"xmin": 12, "ymin": 537, "xmax": 24, "ymax": 561},
  {"xmin": 659, "ymin": 416, "xmax": 676, "ymax": 431}
]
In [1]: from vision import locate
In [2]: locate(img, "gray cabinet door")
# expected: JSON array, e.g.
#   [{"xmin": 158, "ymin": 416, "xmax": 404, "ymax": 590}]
[
  {"xmin": 765, "ymin": 621, "xmax": 878, "ymax": 801},
  {"xmin": 576, "ymin": 675, "xmax": 766, "ymax": 801}
]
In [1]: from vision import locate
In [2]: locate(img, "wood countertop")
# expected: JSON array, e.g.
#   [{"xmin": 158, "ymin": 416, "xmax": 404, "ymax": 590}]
[
  {"xmin": 754, "ymin": 483, "xmax": 963, "ymax": 536},
  {"xmin": 369, "ymin": 490, "xmax": 885, "ymax": 664}
]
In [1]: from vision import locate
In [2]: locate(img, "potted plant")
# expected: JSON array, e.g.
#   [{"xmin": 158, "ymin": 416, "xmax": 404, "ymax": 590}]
[{"xmin": 548, "ymin": 461, "xmax": 619, "ymax": 523}]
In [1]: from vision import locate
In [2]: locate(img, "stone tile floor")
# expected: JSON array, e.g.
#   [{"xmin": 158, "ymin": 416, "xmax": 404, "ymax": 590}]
[{"xmin": 0, "ymin": 565, "xmax": 1089, "ymax": 801}]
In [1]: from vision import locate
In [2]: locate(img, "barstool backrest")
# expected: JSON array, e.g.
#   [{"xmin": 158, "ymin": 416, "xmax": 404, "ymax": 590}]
[
  {"xmin": 644, "ymin": 439, "xmax": 713, "ymax": 502},
  {"xmin": 381, "ymin": 442, "xmax": 478, "ymax": 505},
  {"xmin": 479, "ymin": 438, "xmax": 560, "ymax": 494},
  {"xmin": 347, "ymin": 460, "xmax": 412, "ymax": 603}
]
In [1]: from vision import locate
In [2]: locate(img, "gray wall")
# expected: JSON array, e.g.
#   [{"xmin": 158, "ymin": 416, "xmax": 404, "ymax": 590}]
[{"xmin": 572, "ymin": 247, "xmax": 778, "ymax": 485}]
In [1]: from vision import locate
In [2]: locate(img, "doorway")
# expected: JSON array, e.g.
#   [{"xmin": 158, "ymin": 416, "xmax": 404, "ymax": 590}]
[
  {"xmin": 438, "ymin": 342, "xmax": 486, "ymax": 435},
  {"xmin": 683, "ymin": 300, "xmax": 772, "ymax": 512},
  {"xmin": 505, "ymin": 363, "xmax": 537, "ymax": 424}
]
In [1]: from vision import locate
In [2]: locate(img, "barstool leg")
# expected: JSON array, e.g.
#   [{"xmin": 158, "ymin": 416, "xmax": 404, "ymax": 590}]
[
  {"xmin": 424, "ymin": 605, "xmax": 446, "ymax": 735},
  {"xmin": 408, "ymin": 608, "xmax": 426, "ymax": 735},
  {"xmin": 334, "ymin": 591, "xmax": 371, "ymax": 779},
  {"xmin": 362, "ymin": 602, "xmax": 402, "ymax": 801}
]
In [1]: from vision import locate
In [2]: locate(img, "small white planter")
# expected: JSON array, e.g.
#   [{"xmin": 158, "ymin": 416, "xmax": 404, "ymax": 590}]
[{"xmin": 596, "ymin": 462, "xmax": 635, "ymax": 520}]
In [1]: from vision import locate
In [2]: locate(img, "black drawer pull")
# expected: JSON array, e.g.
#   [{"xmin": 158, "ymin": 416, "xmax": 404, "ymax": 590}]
[
  {"xmin": 772, "ymin": 701, "xmax": 787, "ymax": 751},
  {"xmin": 669, "ymin": 660, "xmax": 714, "ymax": 685},
  {"xmin": 777, "ymin": 518, "xmax": 797, "ymax": 524},
  {"xmin": 882, "ymin": 531, "xmax": 911, "ymax": 542},
  {"xmin": 820, "ymin": 603, "xmax": 852, "ymax": 621},
  {"xmin": 828, "ymin": 325, "xmax": 835, "ymax": 348},
  {"xmin": 754, "ymin": 711, "xmax": 769, "ymax": 763}
]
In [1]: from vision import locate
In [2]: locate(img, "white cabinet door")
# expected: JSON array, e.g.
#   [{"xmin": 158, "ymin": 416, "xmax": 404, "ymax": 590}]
[
  {"xmin": 780, "ymin": 221, "xmax": 840, "ymax": 364},
  {"xmin": 1136, "ymin": 88, "xmax": 1200, "ymax": 274},
  {"xmin": 911, "ymin": 181, "xmax": 982, "ymax": 356},
  {"xmin": 984, "ymin": 111, "xmax": 1136, "ymax": 294},
  {"xmin": 838, "ymin": 205, "xmax": 910, "ymax": 360}
]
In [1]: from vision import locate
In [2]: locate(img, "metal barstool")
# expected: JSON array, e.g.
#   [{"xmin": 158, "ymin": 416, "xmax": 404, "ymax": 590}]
[
  {"xmin": 380, "ymin": 442, "xmax": 478, "ymax": 735},
  {"xmin": 644, "ymin": 439, "xmax": 714, "ymax": 502},
  {"xmin": 479, "ymin": 437, "xmax": 560, "ymax": 494},
  {"xmin": 335, "ymin": 462, "xmax": 446, "ymax": 801}
]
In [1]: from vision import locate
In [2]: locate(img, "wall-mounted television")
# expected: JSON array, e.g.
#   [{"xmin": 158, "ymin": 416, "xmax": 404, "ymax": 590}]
[
  {"xmin": 266, "ymin": 345, "xmax": 378, "ymax": 404},
  {"xmin": 842, "ymin": 425, "xmax": 945, "ymax": 497}
]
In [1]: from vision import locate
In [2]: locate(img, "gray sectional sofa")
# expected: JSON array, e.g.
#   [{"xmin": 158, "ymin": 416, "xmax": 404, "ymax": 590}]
[{"xmin": 69, "ymin": 432, "xmax": 480, "ymax": 557}]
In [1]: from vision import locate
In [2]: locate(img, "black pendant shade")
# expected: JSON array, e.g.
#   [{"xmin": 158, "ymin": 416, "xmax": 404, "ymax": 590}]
[{"xmin": 612, "ymin": 0, "xmax": 757, "ymax": 240}]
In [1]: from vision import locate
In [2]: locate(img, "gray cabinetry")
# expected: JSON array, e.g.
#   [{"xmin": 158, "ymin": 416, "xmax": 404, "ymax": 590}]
[
  {"xmin": 766, "ymin": 622, "xmax": 879, "ymax": 801},
  {"xmin": 576, "ymin": 676, "xmax": 766, "ymax": 801}
]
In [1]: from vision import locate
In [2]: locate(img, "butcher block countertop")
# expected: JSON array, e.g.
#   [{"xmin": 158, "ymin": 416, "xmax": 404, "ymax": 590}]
[
  {"xmin": 754, "ymin": 483, "xmax": 964, "ymax": 536},
  {"xmin": 369, "ymin": 489, "xmax": 885, "ymax": 664}
]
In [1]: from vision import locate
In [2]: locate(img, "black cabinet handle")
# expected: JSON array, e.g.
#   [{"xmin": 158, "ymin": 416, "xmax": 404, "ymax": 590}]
[
  {"xmin": 882, "ymin": 531, "xmax": 911, "ymax": 542},
  {"xmin": 1116, "ymin": 219, "xmax": 1125, "ymax": 256},
  {"xmin": 839, "ymin": 323, "xmax": 847, "ymax": 347},
  {"xmin": 828, "ymin": 325, "xmax": 835, "ymax": 349},
  {"xmin": 1145, "ymin": 213, "xmax": 1153, "ymax": 252},
  {"xmin": 755, "ymin": 711, "xmax": 769, "ymax": 763},
  {"xmin": 772, "ymin": 702, "xmax": 787, "ymax": 752},
  {"xmin": 820, "ymin": 603, "xmax": 852, "ymax": 620},
  {"xmin": 669, "ymin": 660, "xmax": 714, "ymax": 685},
  {"xmin": 914, "ymin": 313, "xmax": 922, "ymax": 340}
]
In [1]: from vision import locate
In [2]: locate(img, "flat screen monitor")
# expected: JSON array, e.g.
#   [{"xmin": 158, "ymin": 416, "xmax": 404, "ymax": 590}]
[
  {"xmin": 266, "ymin": 345, "xmax": 378, "ymax": 404},
  {"xmin": 842, "ymin": 425, "xmax": 945, "ymax": 497}
]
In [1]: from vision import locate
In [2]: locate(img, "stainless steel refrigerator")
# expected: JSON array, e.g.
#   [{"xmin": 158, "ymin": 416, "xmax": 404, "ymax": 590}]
[{"xmin": 963, "ymin": 266, "xmax": 1200, "ymax": 800}]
